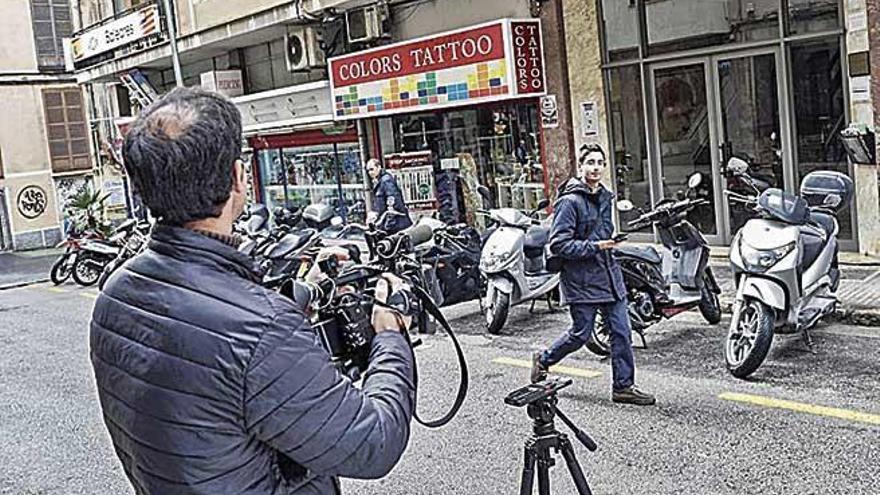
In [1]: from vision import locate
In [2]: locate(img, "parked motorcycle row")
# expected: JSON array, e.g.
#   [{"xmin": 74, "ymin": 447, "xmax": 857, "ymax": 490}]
[
  {"xmin": 52, "ymin": 159, "xmax": 853, "ymax": 380},
  {"xmin": 50, "ymin": 218, "xmax": 151, "ymax": 289}
]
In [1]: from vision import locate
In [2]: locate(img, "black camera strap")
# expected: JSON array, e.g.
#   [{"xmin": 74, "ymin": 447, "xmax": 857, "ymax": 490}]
[{"xmin": 408, "ymin": 284, "xmax": 469, "ymax": 429}]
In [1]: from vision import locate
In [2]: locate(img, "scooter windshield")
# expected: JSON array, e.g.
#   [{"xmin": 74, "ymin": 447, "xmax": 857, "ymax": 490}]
[{"xmin": 757, "ymin": 188, "xmax": 809, "ymax": 225}]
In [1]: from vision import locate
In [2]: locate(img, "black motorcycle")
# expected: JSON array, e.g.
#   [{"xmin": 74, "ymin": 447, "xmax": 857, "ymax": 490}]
[
  {"xmin": 587, "ymin": 173, "xmax": 722, "ymax": 356},
  {"xmin": 416, "ymin": 222, "xmax": 484, "ymax": 307}
]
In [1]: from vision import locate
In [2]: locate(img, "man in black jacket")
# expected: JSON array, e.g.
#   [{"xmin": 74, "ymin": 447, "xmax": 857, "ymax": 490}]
[
  {"xmin": 90, "ymin": 87, "xmax": 416, "ymax": 494},
  {"xmin": 366, "ymin": 158, "xmax": 413, "ymax": 234},
  {"xmin": 531, "ymin": 144, "xmax": 655, "ymax": 406}
]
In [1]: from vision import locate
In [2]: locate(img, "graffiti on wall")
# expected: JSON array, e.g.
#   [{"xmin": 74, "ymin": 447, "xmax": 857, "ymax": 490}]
[{"xmin": 16, "ymin": 185, "xmax": 48, "ymax": 219}]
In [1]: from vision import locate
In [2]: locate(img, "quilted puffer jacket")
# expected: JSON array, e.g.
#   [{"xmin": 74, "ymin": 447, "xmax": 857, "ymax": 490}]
[{"xmin": 89, "ymin": 225, "xmax": 415, "ymax": 494}]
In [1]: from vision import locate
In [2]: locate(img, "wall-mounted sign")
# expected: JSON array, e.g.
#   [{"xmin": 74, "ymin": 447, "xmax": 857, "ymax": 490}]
[
  {"xmin": 71, "ymin": 5, "xmax": 161, "ymax": 63},
  {"xmin": 580, "ymin": 101, "xmax": 598, "ymax": 137},
  {"xmin": 329, "ymin": 19, "xmax": 546, "ymax": 120},
  {"xmin": 540, "ymin": 95, "xmax": 559, "ymax": 129},
  {"xmin": 17, "ymin": 185, "xmax": 48, "ymax": 220},
  {"xmin": 233, "ymin": 81, "xmax": 333, "ymax": 134},
  {"xmin": 201, "ymin": 70, "xmax": 244, "ymax": 97}
]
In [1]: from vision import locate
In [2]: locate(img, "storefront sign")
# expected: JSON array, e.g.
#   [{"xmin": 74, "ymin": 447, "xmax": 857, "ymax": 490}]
[
  {"xmin": 71, "ymin": 5, "xmax": 161, "ymax": 62},
  {"xmin": 233, "ymin": 81, "xmax": 334, "ymax": 135},
  {"xmin": 17, "ymin": 185, "xmax": 48, "ymax": 220},
  {"xmin": 329, "ymin": 19, "xmax": 546, "ymax": 120},
  {"xmin": 201, "ymin": 70, "xmax": 244, "ymax": 97},
  {"xmin": 103, "ymin": 179, "xmax": 127, "ymax": 208},
  {"xmin": 540, "ymin": 95, "xmax": 559, "ymax": 128},
  {"xmin": 580, "ymin": 101, "xmax": 599, "ymax": 137},
  {"xmin": 511, "ymin": 21, "xmax": 545, "ymax": 95}
]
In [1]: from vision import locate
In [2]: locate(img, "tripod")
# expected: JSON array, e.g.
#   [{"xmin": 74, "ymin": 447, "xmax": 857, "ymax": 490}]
[{"xmin": 518, "ymin": 395, "xmax": 597, "ymax": 495}]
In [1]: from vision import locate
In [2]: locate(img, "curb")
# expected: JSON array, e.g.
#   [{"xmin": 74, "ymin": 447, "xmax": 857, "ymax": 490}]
[
  {"xmin": 0, "ymin": 278, "xmax": 50, "ymax": 291},
  {"xmin": 720, "ymin": 299, "xmax": 880, "ymax": 328}
]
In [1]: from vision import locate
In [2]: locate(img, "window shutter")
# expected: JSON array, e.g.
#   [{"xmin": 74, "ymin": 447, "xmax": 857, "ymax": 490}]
[
  {"xmin": 31, "ymin": 0, "xmax": 73, "ymax": 69},
  {"xmin": 43, "ymin": 88, "xmax": 91, "ymax": 173}
]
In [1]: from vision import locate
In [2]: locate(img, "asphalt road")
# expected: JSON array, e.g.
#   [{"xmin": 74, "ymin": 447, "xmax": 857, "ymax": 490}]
[{"xmin": 1, "ymin": 284, "xmax": 878, "ymax": 494}]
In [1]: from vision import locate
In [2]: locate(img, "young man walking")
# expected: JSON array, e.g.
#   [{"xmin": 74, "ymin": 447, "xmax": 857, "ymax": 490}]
[{"xmin": 532, "ymin": 144, "xmax": 655, "ymax": 406}]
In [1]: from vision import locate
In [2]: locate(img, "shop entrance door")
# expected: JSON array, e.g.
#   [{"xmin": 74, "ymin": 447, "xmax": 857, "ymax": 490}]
[{"xmin": 648, "ymin": 48, "xmax": 787, "ymax": 244}]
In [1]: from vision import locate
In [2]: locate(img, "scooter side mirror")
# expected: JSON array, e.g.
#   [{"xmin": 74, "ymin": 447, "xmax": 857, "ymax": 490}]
[
  {"xmin": 476, "ymin": 185, "xmax": 495, "ymax": 209},
  {"xmin": 535, "ymin": 198, "xmax": 550, "ymax": 211},
  {"xmin": 330, "ymin": 216, "xmax": 344, "ymax": 227},
  {"xmin": 616, "ymin": 200, "xmax": 635, "ymax": 212},
  {"xmin": 687, "ymin": 173, "xmax": 702, "ymax": 189}
]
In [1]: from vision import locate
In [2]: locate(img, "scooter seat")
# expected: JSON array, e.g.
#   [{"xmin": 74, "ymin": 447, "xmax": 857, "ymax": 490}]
[
  {"xmin": 809, "ymin": 211, "xmax": 836, "ymax": 237},
  {"xmin": 268, "ymin": 229, "xmax": 316, "ymax": 259},
  {"xmin": 524, "ymin": 226, "xmax": 550, "ymax": 253},
  {"xmin": 613, "ymin": 245, "xmax": 662, "ymax": 265}
]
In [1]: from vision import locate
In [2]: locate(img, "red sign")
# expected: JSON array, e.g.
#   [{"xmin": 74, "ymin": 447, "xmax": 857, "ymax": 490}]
[
  {"xmin": 511, "ymin": 21, "xmax": 545, "ymax": 95},
  {"xmin": 330, "ymin": 24, "xmax": 506, "ymax": 88}
]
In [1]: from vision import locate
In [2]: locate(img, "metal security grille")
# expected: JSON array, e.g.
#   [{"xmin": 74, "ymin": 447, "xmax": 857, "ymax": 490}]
[
  {"xmin": 42, "ymin": 88, "xmax": 91, "ymax": 173},
  {"xmin": 30, "ymin": 0, "xmax": 73, "ymax": 69}
]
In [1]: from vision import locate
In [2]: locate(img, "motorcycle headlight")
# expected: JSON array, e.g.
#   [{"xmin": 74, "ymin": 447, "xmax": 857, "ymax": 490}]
[
  {"xmin": 739, "ymin": 241, "xmax": 795, "ymax": 273},
  {"xmin": 480, "ymin": 251, "xmax": 515, "ymax": 271}
]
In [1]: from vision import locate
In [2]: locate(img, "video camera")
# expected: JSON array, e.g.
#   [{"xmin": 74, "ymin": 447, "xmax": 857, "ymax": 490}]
[{"xmin": 287, "ymin": 223, "xmax": 468, "ymax": 428}]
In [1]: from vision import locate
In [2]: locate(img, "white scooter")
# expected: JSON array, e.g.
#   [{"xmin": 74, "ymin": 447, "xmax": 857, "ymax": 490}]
[
  {"xmin": 478, "ymin": 187, "xmax": 558, "ymax": 334},
  {"xmin": 725, "ymin": 160, "xmax": 853, "ymax": 378}
]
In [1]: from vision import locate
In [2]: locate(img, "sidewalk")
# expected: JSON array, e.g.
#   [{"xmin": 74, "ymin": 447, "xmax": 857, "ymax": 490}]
[
  {"xmin": 708, "ymin": 257, "xmax": 880, "ymax": 326},
  {"xmin": 0, "ymin": 249, "xmax": 61, "ymax": 290}
]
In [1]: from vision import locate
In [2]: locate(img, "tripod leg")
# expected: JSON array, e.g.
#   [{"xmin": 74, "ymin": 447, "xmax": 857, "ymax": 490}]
[
  {"xmin": 559, "ymin": 437, "xmax": 593, "ymax": 495},
  {"xmin": 520, "ymin": 445, "xmax": 537, "ymax": 495},
  {"xmin": 536, "ymin": 458, "xmax": 551, "ymax": 495}
]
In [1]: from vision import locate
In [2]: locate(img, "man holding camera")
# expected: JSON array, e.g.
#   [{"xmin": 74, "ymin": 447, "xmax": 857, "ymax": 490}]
[
  {"xmin": 366, "ymin": 158, "xmax": 413, "ymax": 234},
  {"xmin": 531, "ymin": 144, "xmax": 655, "ymax": 406},
  {"xmin": 90, "ymin": 88, "xmax": 416, "ymax": 494}
]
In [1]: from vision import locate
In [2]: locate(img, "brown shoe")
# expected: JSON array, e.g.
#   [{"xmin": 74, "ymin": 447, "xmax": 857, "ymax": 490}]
[
  {"xmin": 612, "ymin": 386, "xmax": 656, "ymax": 406},
  {"xmin": 531, "ymin": 352, "xmax": 548, "ymax": 383}
]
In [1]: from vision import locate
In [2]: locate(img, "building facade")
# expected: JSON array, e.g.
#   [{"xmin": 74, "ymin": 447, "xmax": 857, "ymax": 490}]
[
  {"xmin": 0, "ymin": 0, "xmax": 91, "ymax": 251},
  {"xmin": 562, "ymin": 0, "xmax": 880, "ymax": 254},
  {"xmin": 69, "ymin": 0, "xmax": 573, "ymax": 227}
]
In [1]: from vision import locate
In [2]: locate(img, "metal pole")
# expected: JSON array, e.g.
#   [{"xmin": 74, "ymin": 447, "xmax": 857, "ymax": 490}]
[{"xmin": 162, "ymin": 0, "xmax": 183, "ymax": 87}]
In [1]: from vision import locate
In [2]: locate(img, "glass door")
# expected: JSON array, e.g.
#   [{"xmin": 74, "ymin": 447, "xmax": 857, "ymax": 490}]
[
  {"xmin": 649, "ymin": 60, "xmax": 722, "ymax": 242},
  {"xmin": 712, "ymin": 50, "xmax": 787, "ymax": 239}
]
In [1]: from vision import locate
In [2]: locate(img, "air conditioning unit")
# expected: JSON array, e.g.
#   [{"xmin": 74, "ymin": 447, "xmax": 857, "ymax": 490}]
[
  {"xmin": 285, "ymin": 26, "xmax": 325, "ymax": 72},
  {"xmin": 346, "ymin": 4, "xmax": 390, "ymax": 44}
]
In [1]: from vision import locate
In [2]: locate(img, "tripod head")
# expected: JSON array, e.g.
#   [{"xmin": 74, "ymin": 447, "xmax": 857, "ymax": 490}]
[{"xmin": 505, "ymin": 377, "xmax": 598, "ymax": 452}]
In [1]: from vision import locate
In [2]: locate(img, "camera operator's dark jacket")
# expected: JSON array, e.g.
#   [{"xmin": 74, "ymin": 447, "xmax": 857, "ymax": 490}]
[
  {"xmin": 549, "ymin": 179, "xmax": 626, "ymax": 304},
  {"xmin": 373, "ymin": 170, "xmax": 413, "ymax": 234},
  {"xmin": 90, "ymin": 225, "xmax": 415, "ymax": 495}
]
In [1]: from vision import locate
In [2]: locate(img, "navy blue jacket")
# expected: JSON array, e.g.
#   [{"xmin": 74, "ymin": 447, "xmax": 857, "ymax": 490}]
[
  {"xmin": 549, "ymin": 180, "xmax": 627, "ymax": 304},
  {"xmin": 90, "ymin": 225, "xmax": 415, "ymax": 494},
  {"xmin": 373, "ymin": 171, "xmax": 413, "ymax": 234}
]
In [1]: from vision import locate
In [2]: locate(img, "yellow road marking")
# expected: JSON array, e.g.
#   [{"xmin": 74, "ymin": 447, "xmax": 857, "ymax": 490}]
[
  {"xmin": 46, "ymin": 287, "xmax": 67, "ymax": 294},
  {"xmin": 79, "ymin": 292, "xmax": 98, "ymax": 300},
  {"xmin": 720, "ymin": 392, "xmax": 880, "ymax": 426},
  {"xmin": 492, "ymin": 357, "xmax": 602, "ymax": 379}
]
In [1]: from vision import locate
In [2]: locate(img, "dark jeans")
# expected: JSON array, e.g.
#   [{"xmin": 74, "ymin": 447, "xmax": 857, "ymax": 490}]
[{"xmin": 539, "ymin": 300, "xmax": 635, "ymax": 391}]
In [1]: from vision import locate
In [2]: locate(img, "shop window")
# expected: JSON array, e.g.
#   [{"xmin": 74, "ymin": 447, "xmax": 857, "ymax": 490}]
[
  {"xmin": 646, "ymin": 0, "xmax": 779, "ymax": 56},
  {"xmin": 42, "ymin": 88, "xmax": 91, "ymax": 174},
  {"xmin": 607, "ymin": 65, "xmax": 650, "ymax": 232},
  {"xmin": 790, "ymin": 38, "xmax": 851, "ymax": 239},
  {"xmin": 601, "ymin": 0, "xmax": 640, "ymax": 62},
  {"xmin": 31, "ymin": 0, "xmax": 73, "ymax": 69},
  {"xmin": 787, "ymin": 0, "xmax": 840, "ymax": 35},
  {"xmin": 380, "ymin": 103, "xmax": 544, "ymax": 223},
  {"xmin": 258, "ymin": 142, "xmax": 366, "ymax": 217}
]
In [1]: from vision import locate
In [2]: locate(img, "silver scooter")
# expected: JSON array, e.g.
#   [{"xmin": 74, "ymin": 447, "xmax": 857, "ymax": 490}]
[
  {"xmin": 478, "ymin": 188, "xmax": 558, "ymax": 334},
  {"xmin": 725, "ymin": 161, "xmax": 853, "ymax": 378}
]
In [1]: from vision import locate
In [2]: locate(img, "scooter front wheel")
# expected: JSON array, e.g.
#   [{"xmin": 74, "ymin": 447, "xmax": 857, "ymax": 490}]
[
  {"xmin": 50, "ymin": 254, "xmax": 74, "ymax": 285},
  {"xmin": 485, "ymin": 291, "xmax": 510, "ymax": 334},
  {"xmin": 72, "ymin": 255, "xmax": 103, "ymax": 287},
  {"xmin": 725, "ymin": 298, "xmax": 774, "ymax": 379}
]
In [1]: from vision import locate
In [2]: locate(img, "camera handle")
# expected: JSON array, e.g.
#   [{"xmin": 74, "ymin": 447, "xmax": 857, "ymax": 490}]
[{"xmin": 407, "ymin": 283, "xmax": 469, "ymax": 428}]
